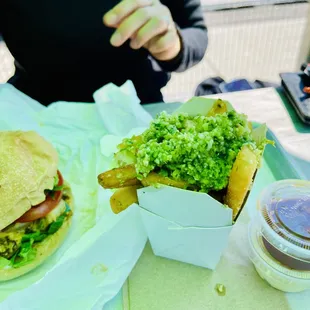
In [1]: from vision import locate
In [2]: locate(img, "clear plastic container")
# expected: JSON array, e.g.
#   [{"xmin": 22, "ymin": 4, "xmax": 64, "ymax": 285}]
[
  {"xmin": 248, "ymin": 221, "xmax": 310, "ymax": 292},
  {"xmin": 248, "ymin": 179, "xmax": 310, "ymax": 292}
]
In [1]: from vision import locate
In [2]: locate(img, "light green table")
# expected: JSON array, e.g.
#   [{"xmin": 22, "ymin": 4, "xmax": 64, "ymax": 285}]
[{"xmin": 105, "ymin": 87, "xmax": 310, "ymax": 310}]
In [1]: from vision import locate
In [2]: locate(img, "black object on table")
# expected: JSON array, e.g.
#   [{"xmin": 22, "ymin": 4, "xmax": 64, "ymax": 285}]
[
  {"xmin": 194, "ymin": 77, "xmax": 279, "ymax": 97},
  {"xmin": 280, "ymin": 70, "xmax": 310, "ymax": 125}
]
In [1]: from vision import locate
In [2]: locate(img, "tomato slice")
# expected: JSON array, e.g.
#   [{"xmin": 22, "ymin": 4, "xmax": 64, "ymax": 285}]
[
  {"xmin": 56, "ymin": 170, "xmax": 64, "ymax": 188},
  {"xmin": 16, "ymin": 171, "xmax": 64, "ymax": 223}
]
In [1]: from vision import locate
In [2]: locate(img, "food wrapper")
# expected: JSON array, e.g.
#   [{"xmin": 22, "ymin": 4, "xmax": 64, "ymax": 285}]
[
  {"xmin": 0, "ymin": 82, "xmax": 148, "ymax": 309},
  {"xmin": 137, "ymin": 97, "xmax": 268, "ymax": 270},
  {"xmin": 93, "ymin": 80, "xmax": 152, "ymax": 137}
]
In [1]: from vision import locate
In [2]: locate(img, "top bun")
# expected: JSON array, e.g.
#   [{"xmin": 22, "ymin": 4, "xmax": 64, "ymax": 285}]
[{"xmin": 0, "ymin": 131, "xmax": 58, "ymax": 230}]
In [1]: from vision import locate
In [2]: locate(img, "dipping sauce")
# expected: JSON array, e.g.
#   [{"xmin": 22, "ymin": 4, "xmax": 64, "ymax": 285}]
[
  {"xmin": 248, "ymin": 220, "xmax": 310, "ymax": 293},
  {"xmin": 248, "ymin": 179, "xmax": 310, "ymax": 292},
  {"xmin": 262, "ymin": 197, "xmax": 310, "ymax": 270}
]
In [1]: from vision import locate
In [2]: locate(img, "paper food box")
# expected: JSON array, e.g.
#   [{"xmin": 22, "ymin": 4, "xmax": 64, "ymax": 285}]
[
  {"xmin": 136, "ymin": 97, "xmax": 267, "ymax": 270},
  {"xmin": 97, "ymin": 96, "xmax": 268, "ymax": 270}
]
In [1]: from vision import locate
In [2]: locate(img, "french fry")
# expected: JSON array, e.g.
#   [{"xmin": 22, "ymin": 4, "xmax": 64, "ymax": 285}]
[
  {"xmin": 142, "ymin": 172, "xmax": 188, "ymax": 189},
  {"xmin": 97, "ymin": 165, "xmax": 140, "ymax": 189},
  {"xmin": 207, "ymin": 99, "xmax": 228, "ymax": 117},
  {"xmin": 110, "ymin": 186, "xmax": 140, "ymax": 214},
  {"xmin": 224, "ymin": 145, "xmax": 258, "ymax": 220}
]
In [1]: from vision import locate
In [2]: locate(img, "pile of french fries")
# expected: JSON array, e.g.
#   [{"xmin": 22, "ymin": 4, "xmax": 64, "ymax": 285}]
[{"xmin": 98, "ymin": 100, "xmax": 258, "ymax": 220}]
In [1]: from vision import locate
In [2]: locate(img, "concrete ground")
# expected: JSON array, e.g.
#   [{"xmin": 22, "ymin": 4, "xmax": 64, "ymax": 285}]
[{"xmin": 0, "ymin": 3, "xmax": 309, "ymax": 103}]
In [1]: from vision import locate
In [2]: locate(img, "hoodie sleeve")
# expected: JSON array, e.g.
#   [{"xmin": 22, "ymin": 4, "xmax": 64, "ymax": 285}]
[{"xmin": 155, "ymin": 0, "xmax": 208, "ymax": 73}]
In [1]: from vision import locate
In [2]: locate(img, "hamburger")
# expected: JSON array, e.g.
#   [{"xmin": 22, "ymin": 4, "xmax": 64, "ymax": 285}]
[{"xmin": 0, "ymin": 131, "xmax": 73, "ymax": 281}]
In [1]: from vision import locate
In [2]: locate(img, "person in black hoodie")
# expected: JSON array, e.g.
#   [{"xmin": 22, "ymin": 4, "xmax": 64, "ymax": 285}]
[{"xmin": 0, "ymin": 0, "xmax": 208, "ymax": 105}]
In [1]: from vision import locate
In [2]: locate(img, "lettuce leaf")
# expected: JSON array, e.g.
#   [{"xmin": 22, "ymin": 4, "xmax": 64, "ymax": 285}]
[
  {"xmin": 45, "ymin": 174, "xmax": 64, "ymax": 198},
  {"xmin": 23, "ymin": 232, "xmax": 47, "ymax": 243},
  {"xmin": 48, "ymin": 203, "xmax": 71, "ymax": 235},
  {"xmin": 53, "ymin": 174, "xmax": 59, "ymax": 187},
  {"xmin": 46, "ymin": 184, "xmax": 64, "ymax": 199},
  {"xmin": 8, "ymin": 205, "xmax": 71, "ymax": 268},
  {"xmin": 10, "ymin": 239, "xmax": 37, "ymax": 268},
  {"xmin": 252, "ymin": 124, "xmax": 275, "ymax": 150},
  {"xmin": 52, "ymin": 185, "xmax": 64, "ymax": 192},
  {"xmin": 47, "ymin": 213, "xmax": 66, "ymax": 235}
]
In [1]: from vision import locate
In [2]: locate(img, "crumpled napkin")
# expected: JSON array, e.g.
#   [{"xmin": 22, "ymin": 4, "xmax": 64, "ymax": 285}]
[
  {"xmin": 93, "ymin": 80, "xmax": 152, "ymax": 137},
  {"xmin": 0, "ymin": 81, "xmax": 149, "ymax": 310}
]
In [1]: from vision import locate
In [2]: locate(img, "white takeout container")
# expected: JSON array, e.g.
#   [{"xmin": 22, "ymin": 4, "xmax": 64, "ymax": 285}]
[
  {"xmin": 138, "ymin": 186, "xmax": 233, "ymax": 269},
  {"xmin": 137, "ymin": 97, "xmax": 266, "ymax": 270}
]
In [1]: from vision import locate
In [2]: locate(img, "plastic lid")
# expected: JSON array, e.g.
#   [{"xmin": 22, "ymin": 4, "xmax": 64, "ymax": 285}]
[{"xmin": 257, "ymin": 180, "xmax": 310, "ymax": 269}]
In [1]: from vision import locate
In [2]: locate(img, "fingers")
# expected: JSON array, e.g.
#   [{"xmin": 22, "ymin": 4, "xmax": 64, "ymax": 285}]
[
  {"xmin": 103, "ymin": 0, "xmax": 181, "ymax": 60},
  {"xmin": 130, "ymin": 16, "xmax": 169, "ymax": 49},
  {"xmin": 147, "ymin": 33, "xmax": 181, "ymax": 61},
  {"xmin": 104, "ymin": 0, "xmax": 153, "ymax": 27},
  {"xmin": 147, "ymin": 30, "xmax": 179, "ymax": 55},
  {"xmin": 104, "ymin": 0, "xmax": 174, "ymax": 49},
  {"xmin": 110, "ymin": 6, "xmax": 154, "ymax": 47}
]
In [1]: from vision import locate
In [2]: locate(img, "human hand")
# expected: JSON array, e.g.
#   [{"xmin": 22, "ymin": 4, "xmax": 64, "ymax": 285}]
[{"xmin": 103, "ymin": 0, "xmax": 181, "ymax": 61}]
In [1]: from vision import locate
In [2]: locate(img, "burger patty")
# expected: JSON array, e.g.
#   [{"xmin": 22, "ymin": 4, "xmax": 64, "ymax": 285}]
[
  {"xmin": 0, "ymin": 232, "xmax": 23, "ymax": 259},
  {"xmin": 0, "ymin": 181, "xmax": 72, "ymax": 267},
  {"xmin": 0, "ymin": 198, "xmax": 71, "ymax": 263}
]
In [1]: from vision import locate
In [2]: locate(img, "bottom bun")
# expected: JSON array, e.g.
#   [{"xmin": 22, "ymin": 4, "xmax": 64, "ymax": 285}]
[{"xmin": 0, "ymin": 183, "xmax": 73, "ymax": 282}]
